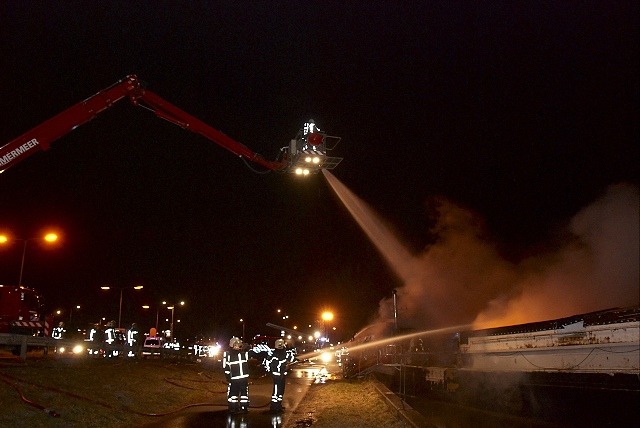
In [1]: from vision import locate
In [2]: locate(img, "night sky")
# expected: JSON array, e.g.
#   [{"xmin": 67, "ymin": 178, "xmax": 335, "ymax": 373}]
[{"xmin": 1, "ymin": 2, "xmax": 638, "ymax": 342}]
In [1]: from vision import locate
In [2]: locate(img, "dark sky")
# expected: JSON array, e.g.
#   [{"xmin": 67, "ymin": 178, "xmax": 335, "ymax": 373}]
[{"xmin": 1, "ymin": 2, "xmax": 638, "ymax": 341}]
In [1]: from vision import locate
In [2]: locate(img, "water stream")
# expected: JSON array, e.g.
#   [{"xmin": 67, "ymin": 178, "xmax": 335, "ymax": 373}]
[
  {"xmin": 297, "ymin": 323, "xmax": 471, "ymax": 361},
  {"xmin": 321, "ymin": 169, "xmax": 417, "ymax": 284}
]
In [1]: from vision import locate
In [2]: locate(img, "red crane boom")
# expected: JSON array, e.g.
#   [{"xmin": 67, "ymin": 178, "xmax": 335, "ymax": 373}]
[{"xmin": 0, "ymin": 75, "xmax": 342, "ymax": 174}]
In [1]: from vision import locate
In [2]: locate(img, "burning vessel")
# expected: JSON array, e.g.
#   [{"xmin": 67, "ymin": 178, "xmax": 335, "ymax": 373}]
[{"xmin": 340, "ymin": 306, "xmax": 639, "ymax": 426}]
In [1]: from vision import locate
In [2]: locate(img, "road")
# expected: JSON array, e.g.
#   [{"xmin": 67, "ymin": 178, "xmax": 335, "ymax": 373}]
[{"xmin": 139, "ymin": 361, "xmax": 330, "ymax": 428}]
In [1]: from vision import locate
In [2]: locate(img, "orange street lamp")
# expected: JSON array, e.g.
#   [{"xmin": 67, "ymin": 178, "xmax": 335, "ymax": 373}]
[
  {"xmin": 101, "ymin": 285, "xmax": 144, "ymax": 329},
  {"xmin": 142, "ymin": 304, "xmax": 162, "ymax": 332},
  {"xmin": 0, "ymin": 232, "xmax": 58, "ymax": 286},
  {"xmin": 321, "ymin": 311, "xmax": 334, "ymax": 344}
]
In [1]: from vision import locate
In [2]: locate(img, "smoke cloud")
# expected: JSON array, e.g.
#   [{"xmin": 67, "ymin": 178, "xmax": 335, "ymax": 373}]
[
  {"xmin": 325, "ymin": 170, "xmax": 639, "ymax": 330},
  {"xmin": 471, "ymin": 183, "xmax": 639, "ymax": 328}
]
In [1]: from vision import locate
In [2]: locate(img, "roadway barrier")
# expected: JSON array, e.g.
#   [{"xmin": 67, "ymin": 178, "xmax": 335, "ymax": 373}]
[
  {"xmin": 0, "ymin": 333, "xmax": 199, "ymax": 361},
  {"xmin": 0, "ymin": 333, "xmax": 143, "ymax": 361}
]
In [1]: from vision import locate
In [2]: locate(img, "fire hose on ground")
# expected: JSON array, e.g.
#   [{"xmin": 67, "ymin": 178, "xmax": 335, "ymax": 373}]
[{"xmin": 0, "ymin": 369, "xmax": 232, "ymax": 418}]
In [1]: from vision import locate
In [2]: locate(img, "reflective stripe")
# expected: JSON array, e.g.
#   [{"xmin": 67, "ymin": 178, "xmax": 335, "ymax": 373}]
[{"xmin": 223, "ymin": 351, "xmax": 250, "ymax": 379}]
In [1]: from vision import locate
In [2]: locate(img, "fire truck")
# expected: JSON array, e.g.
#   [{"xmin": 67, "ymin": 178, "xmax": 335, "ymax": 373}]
[
  {"xmin": 0, "ymin": 75, "xmax": 342, "ymax": 344},
  {"xmin": 0, "ymin": 74, "xmax": 342, "ymax": 175},
  {"xmin": 0, "ymin": 284, "xmax": 52, "ymax": 337}
]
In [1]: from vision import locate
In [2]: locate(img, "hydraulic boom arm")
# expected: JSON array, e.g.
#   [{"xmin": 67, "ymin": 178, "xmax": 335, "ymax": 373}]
[{"xmin": 1, "ymin": 75, "xmax": 341, "ymax": 174}]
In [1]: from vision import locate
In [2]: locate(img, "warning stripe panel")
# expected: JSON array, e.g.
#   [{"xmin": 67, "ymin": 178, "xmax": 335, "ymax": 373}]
[{"xmin": 10, "ymin": 320, "xmax": 51, "ymax": 335}]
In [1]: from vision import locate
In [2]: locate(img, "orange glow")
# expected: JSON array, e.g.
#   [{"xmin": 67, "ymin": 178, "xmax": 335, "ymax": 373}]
[
  {"xmin": 322, "ymin": 311, "xmax": 334, "ymax": 322},
  {"xmin": 0, "ymin": 233, "xmax": 59, "ymax": 244}
]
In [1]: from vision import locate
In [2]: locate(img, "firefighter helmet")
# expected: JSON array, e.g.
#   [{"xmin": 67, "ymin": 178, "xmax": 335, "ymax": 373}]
[
  {"xmin": 229, "ymin": 337, "xmax": 242, "ymax": 348},
  {"xmin": 275, "ymin": 339, "xmax": 285, "ymax": 349}
]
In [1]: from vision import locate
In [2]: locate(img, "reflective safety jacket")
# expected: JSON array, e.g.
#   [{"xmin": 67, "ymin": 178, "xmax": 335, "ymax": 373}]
[
  {"xmin": 263, "ymin": 348, "xmax": 297, "ymax": 375},
  {"xmin": 223, "ymin": 348, "xmax": 250, "ymax": 380},
  {"xmin": 89, "ymin": 327, "xmax": 103, "ymax": 342},
  {"xmin": 105, "ymin": 327, "xmax": 116, "ymax": 344},
  {"xmin": 127, "ymin": 327, "xmax": 139, "ymax": 346},
  {"xmin": 52, "ymin": 326, "xmax": 64, "ymax": 339}
]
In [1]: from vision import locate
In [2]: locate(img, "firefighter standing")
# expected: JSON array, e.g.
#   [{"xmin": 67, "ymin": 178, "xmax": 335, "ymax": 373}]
[
  {"xmin": 51, "ymin": 321, "xmax": 65, "ymax": 354},
  {"xmin": 127, "ymin": 322, "xmax": 139, "ymax": 357},
  {"xmin": 260, "ymin": 338, "xmax": 297, "ymax": 413},
  {"xmin": 223, "ymin": 337, "xmax": 251, "ymax": 414},
  {"xmin": 104, "ymin": 320, "xmax": 117, "ymax": 357},
  {"xmin": 87, "ymin": 323, "xmax": 103, "ymax": 356},
  {"xmin": 52, "ymin": 322, "xmax": 65, "ymax": 339}
]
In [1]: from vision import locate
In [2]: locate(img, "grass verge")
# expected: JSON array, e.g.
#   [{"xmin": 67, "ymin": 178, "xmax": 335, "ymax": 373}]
[
  {"xmin": 1, "ymin": 352, "xmax": 407, "ymax": 428},
  {"xmin": 284, "ymin": 378, "xmax": 407, "ymax": 428},
  {"xmin": 0, "ymin": 353, "xmax": 226, "ymax": 428}
]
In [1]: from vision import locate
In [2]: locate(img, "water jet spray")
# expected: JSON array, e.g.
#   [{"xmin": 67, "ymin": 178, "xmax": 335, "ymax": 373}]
[{"xmin": 297, "ymin": 323, "xmax": 473, "ymax": 361}]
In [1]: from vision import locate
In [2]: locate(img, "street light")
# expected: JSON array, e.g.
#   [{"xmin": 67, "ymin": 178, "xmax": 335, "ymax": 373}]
[
  {"xmin": 163, "ymin": 301, "xmax": 184, "ymax": 340},
  {"xmin": 69, "ymin": 305, "xmax": 80, "ymax": 323},
  {"xmin": 240, "ymin": 318, "xmax": 245, "ymax": 341},
  {"xmin": 277, "ymin": 308, "xmax": 289, "ymax": 326},
  {"xmin": 101, "ymin": 285, "xmax": 144, "ymax": 329},
  {"xmin": 142, "ymin": 304, "xmax": 161, "ymax": 332},
  {"xmin": 322, "ymin": 311, "xmax": 334, "ymax": 344},
  {"xmin": 0, "ymin": 232, "xmax": 58, "ymax": 286}
]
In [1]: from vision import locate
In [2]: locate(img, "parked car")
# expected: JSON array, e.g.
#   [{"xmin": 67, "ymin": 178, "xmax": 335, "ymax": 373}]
[{"xmin": 142, "ymin": 336, "xmax": 165, "ymax": 358}]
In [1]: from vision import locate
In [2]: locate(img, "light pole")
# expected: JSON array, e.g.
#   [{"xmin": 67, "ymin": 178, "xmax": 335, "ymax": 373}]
[
  {"xmin": 142, "ymin": 305, "xmax": 161, "ymax": 332},
  {"xmin": 164, "ymin": 301, "xmax": 184, "ymax": 340},
  {"xmin": 240, "ymin": 318, "xmax": 245, "ymax": 341},
  {"xmin": 321, "ymin": 311, "xmax": 334, "ymax": 345},
  {"xmin": 101, "ymin": 285, "xmax": 143, "ymax": 329},
  {"xmin": 69, "ymin": 305, "xmax": 80, "ymax": 323},
  {"xmin": 0, "ymin": 232, "xmax": 58, "ymax": 286}
]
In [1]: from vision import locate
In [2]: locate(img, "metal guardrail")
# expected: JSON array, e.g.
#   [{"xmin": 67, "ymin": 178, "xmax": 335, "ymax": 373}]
[
  {"xmin": 0, "ymin": 333, "xmax": 198, "ymax": 361},
  {"xmin": 0, "ymin": 333, "xmax": 142, "ymax": 361},
  {"xmin": 0, "ymin": 333, "xmax": 61, "ymax": 347}
]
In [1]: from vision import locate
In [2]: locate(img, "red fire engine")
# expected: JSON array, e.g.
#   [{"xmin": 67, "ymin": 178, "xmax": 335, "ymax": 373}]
[{"xmin": 0, "ymin": 284, "xmax": 53, "ymax": 336}]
